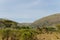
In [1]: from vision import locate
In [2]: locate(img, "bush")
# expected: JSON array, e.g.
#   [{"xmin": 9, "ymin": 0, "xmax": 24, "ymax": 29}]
[
  {"xmin": 56, "ymin": 24, "xmax": 60, "ymax": 30},
  {"xmin": 46, "ymin": 27, "xmax": 56, "ymax": 31}
]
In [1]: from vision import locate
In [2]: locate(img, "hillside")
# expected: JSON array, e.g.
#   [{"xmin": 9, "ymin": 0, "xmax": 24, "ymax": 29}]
[
  {"xmin": 32, "ymin": 13, "xmax": 60, "ymax": 27},
  {"xmin": 0, "ymin": 18, "xmax": 18, "ymax": 28},
  {"xmin": 0, "ymin": 18, "xmax": 32, "ymax": 29}
]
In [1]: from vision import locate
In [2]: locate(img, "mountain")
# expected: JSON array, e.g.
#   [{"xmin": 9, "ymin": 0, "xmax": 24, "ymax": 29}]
[
  {"xmin": 0, "ymin": 18, "xmax": 18, "ymax": 28},
  {"xmin": 32, "ymin": 13, "xmax": 60, "ymax": 27},
  {"xmin": 0, "ymin": 18, "xmax": 31, "ymax": 28}
]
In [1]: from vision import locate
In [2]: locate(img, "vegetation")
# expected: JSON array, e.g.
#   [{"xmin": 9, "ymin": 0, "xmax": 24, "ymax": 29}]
[{"xmin": 0, "ymin": 29, "xmax": 38, "ymax": 40}]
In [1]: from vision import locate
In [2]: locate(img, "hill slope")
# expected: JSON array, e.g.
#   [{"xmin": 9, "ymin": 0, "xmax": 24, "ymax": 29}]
[
  {"xmin": 0, "ymin": 18, "xmax": 31, "ymax": 28},
  {"xmin": 0, "ymin": 18, "xmax": 18, "ymax": 28},
  {"xmin": 32, "ymin": 13, "xmax": 60, "ymax": 27}
]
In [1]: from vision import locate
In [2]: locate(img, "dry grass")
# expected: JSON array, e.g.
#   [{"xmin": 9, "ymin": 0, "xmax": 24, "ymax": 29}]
[{"xmin": 37, "ymin": 32, "xmax": 60, "ymax": 40}]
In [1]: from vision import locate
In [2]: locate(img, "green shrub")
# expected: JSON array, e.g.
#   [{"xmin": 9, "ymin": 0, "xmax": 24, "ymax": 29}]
[
  {"xmin": 56, "ymin": 24, "xmax": 60, "ymax": 30},
  {"xmin": 45, "ymin": 27, "xmax": 56, "ymax": 32}
]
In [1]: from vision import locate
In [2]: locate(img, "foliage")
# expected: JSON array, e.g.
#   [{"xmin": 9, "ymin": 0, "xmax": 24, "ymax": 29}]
[
  {"xmin": 45, "ymin": 27, "xmax": 56, "ymax": 32},
  {"xmin": 56, "ymin": 24, "xmax": 60, "ymax": 30},
  {"xmin": 1, "ymin": 28, "xmax": 38, "ymax": 40}
]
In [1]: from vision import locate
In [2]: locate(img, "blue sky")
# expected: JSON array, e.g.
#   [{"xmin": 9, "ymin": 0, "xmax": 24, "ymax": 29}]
[{"xmin": 0, "ymin": 0, "xmax": 60, "ymax": 23}]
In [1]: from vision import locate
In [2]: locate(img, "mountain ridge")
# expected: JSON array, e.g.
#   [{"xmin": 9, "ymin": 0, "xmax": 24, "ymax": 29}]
[{"xmin": 32, "ymin": 13, "xmax": 60, "ymax": 27}]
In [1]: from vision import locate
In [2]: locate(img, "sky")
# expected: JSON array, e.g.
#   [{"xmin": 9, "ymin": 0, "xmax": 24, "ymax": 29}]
[{"xmin": 0, "ymin": 0, "xmax": 60, "ymax": 23}]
